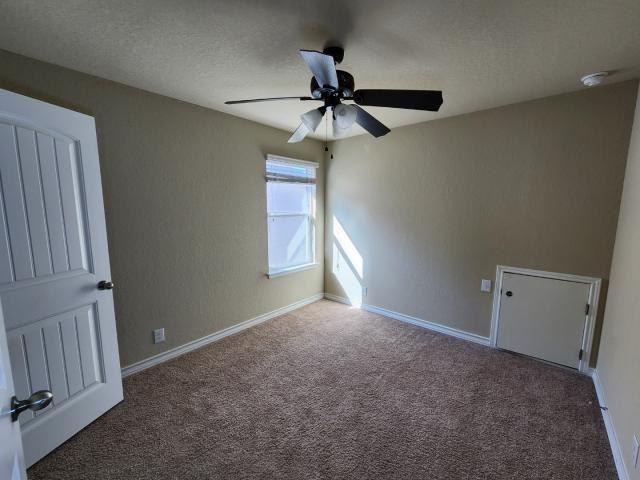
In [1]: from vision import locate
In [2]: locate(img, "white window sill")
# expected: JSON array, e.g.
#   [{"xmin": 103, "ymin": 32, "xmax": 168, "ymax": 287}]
[{"xmin": 267, "ymin": 263, "xmax": 319, "ymax": 279}]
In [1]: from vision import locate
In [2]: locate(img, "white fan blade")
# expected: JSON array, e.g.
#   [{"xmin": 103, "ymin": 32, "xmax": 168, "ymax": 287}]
[
  {"xmin": 287, "ymin": 123, "xmax": 310, "ymax": 143},
  {"xmin": 300, "ymin": 50, "xmax": 339, "ymax": 89}
]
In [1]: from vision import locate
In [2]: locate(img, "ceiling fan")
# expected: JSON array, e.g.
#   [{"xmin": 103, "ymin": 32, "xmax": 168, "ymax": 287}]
[{"xmin": 225, "ymin": 47, "xmax": 443, "ymax": 142}]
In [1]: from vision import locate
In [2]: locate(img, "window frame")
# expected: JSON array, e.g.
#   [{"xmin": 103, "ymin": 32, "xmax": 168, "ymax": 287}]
[{"xmin": 265, "ymin": 155, "xmax": 319, "ymax": 278}]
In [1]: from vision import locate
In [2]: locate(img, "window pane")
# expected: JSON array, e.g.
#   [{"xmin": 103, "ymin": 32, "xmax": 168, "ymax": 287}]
[
  {"xmin": 268, "ymin": 215, "xmax": 312, "ymax": 270},
  {"xmin": 267, "ymin": 183, "xmax": 314, "ymax": 214}
]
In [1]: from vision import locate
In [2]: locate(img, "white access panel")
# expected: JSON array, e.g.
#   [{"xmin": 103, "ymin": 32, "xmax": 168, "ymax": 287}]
[
  {"xmin": 0, "ymin": 88, "xmax": 123, "ymax": 467},
  {"xmin": 496, "ymin": 272, "xmax": 590, "ymax": 369}
]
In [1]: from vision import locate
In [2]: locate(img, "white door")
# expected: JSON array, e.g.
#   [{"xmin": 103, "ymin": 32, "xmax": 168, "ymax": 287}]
[
  {"xmin": 496, "ymin": 273, "xmax": 590, "ymax": 368},
  {"xmin": 0, "ymin": 303, "xmax": 27, "ymax": 480},
  {"xmin": 0, "ymin": 88, "xmax": 123, "ymax": 467}
]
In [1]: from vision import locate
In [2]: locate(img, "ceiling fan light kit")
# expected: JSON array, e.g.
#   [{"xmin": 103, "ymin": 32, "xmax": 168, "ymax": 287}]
[
  {"xmin": 301, "ymin": 108, "xmax": 325, "ymax": 131},
  {"xmin": 225, "ymin": 46, "xmax": 443, "ymax": 142},
  {"xmin": 332, "ymin": 103, "xmax": 358, "ymax": 138}
]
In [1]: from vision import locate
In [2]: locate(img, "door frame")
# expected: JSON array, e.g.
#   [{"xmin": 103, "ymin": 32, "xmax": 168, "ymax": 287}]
[{"xmin": 489, "ymin": 265, "xmax": 601, "ymax": 374}]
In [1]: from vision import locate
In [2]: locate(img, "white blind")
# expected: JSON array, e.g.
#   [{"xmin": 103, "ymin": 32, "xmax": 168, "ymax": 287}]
[{"xmin": 265, "ymin": 155, "xmax": 317, "ymax": 184}]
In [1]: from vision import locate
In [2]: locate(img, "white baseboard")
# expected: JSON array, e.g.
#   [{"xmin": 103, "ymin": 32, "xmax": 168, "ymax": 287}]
[
  {"xmin": 592, "ymin": 369, "xmax": 628, "ymax": 480},
  {"xmin": 121, "ymin": 293, "xmax": 324, "ymax": 378},
  {"xmin": 323, "ymin": 293, "xmax": 358, "ymax": 306},
  {"xmin": 363, "ymin": 303, "xmax": 491, "ymax": 346},
  {"xmin": 324, "ymin": 293, "xmax": 490, "ymax": 346}
]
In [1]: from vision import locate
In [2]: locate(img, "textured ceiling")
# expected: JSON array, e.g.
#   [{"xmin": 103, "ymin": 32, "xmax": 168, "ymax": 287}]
[{"xmin": 0, "ymin": 0, "xmax": 639, "ymax": 139}]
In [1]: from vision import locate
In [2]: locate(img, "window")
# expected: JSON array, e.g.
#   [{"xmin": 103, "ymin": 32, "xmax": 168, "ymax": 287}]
[{"xmin": 266, "ymin": 155, "xmax": 318, "ymax": 277}]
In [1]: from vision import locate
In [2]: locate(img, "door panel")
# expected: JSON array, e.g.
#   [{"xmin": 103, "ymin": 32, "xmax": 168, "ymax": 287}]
[
  {"xmin": 0, "ymin": 88, "xmax": 122, "ymax": 467},
  {"xmin": 0, "ymin": 124, "xmax": 90, "ymax": 285},
  {"xmin": 497, "ymin": 273, "xmax": 590, "ymax": 368},
  {"xmin": 0, "ymin": 125, "xmax": 33, "ymax": 282},
  {"xmin": 7, "ymin": 303, "xmax": 104, "ymax": 426}
]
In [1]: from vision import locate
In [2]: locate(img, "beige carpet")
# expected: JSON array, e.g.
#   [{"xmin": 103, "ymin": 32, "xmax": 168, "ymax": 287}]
[{"xmin": 28, "ymin": 300, "xmax": 616, "ymax": 479}]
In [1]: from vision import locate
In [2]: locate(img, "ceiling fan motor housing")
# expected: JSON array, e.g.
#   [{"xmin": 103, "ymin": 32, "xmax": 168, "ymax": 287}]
[
  {"xmin": 323, "ymin": 46, "xmax": 344, "ymax": 64},
  {"xmin": 310, "ymin": 70, "xmax": 355, "ymax": 99}
]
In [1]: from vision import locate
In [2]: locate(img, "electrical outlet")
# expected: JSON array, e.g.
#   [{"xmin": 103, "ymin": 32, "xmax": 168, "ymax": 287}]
[
  {"xmin": 632, "ymin": 434, "xmax": 639, "ymax": 469},
  {"xmin": 153, "ymin": 328, "xmax": 165, "ymax": 344},
  {"xmin": 363, "ymin": 286, "xmax": 368, "ymax": 297},
  {"xmin": 481, "ymin": 279, "xmax": 492, "ymax": 293}
]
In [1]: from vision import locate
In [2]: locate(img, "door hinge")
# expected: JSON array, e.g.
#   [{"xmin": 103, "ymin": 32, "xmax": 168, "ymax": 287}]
[
  {"xmin": 585, "ymin": 303, "xmax": 590, "ymax": 315},
  {"xmin": 578, "ymin": 349, "xmax": 584, "ymax": 360}
]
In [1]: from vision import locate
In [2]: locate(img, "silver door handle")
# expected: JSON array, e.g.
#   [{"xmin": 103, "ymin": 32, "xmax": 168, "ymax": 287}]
[{"xmin": 11, "ymin": 390, "xmax": 53, "ymax": 422}]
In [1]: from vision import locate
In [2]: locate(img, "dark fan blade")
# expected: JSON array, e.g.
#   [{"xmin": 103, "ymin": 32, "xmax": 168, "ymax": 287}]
[
  {"xmin": 353, "ymin": 105, "xmax": 390, "ymax": 138},
  {"xmin": 225, "ymin": 96, "xmax": 316, "ymax": 105},
  {"xmin": 353, "ymin": 89, "xmax": 443, "ymax": 111},
  {"xmin": 299, "ymin": 50, "xmax": 338, "ymax": 89}
]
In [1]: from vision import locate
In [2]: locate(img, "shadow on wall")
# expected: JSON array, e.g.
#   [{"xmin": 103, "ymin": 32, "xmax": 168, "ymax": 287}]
[{"xmin": 331, "ymin": 216, "xmax": 363, "ymax": 306}]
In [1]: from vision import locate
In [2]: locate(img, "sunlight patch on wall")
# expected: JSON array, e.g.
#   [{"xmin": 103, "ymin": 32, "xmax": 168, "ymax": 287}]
[
  {"xmin": 333, "ymin": 217, "xmax": 363, "ymax": 277},
  {"xmin": 332, "ymin": 216, "xmax": 363, "ymax": 306}
]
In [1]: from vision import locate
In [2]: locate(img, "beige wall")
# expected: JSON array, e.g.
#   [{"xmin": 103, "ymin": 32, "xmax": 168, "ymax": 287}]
[
  {"xmin": 1, "ymin": 45, "xmax": 637, "ymax": 379},
  {"xmin": 0, "ymin": 49, "xmax": 325, "ymax": 367},
  {"xmin": 597, "ymin": 84, "xmax": 640, "ymax": 479},
  {"xmin": 325, "ymin": 81, "xmax": 638, "ymax": 356}
]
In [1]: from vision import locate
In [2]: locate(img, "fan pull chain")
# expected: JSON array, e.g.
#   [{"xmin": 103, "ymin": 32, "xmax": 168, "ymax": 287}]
[
  {"xmin": 324, "ymin": 112, "xmax": 328, "ymax": 151},
  {"xmin": 324, "ymin": 110, "xmax": 333, "ymax": 158}
]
